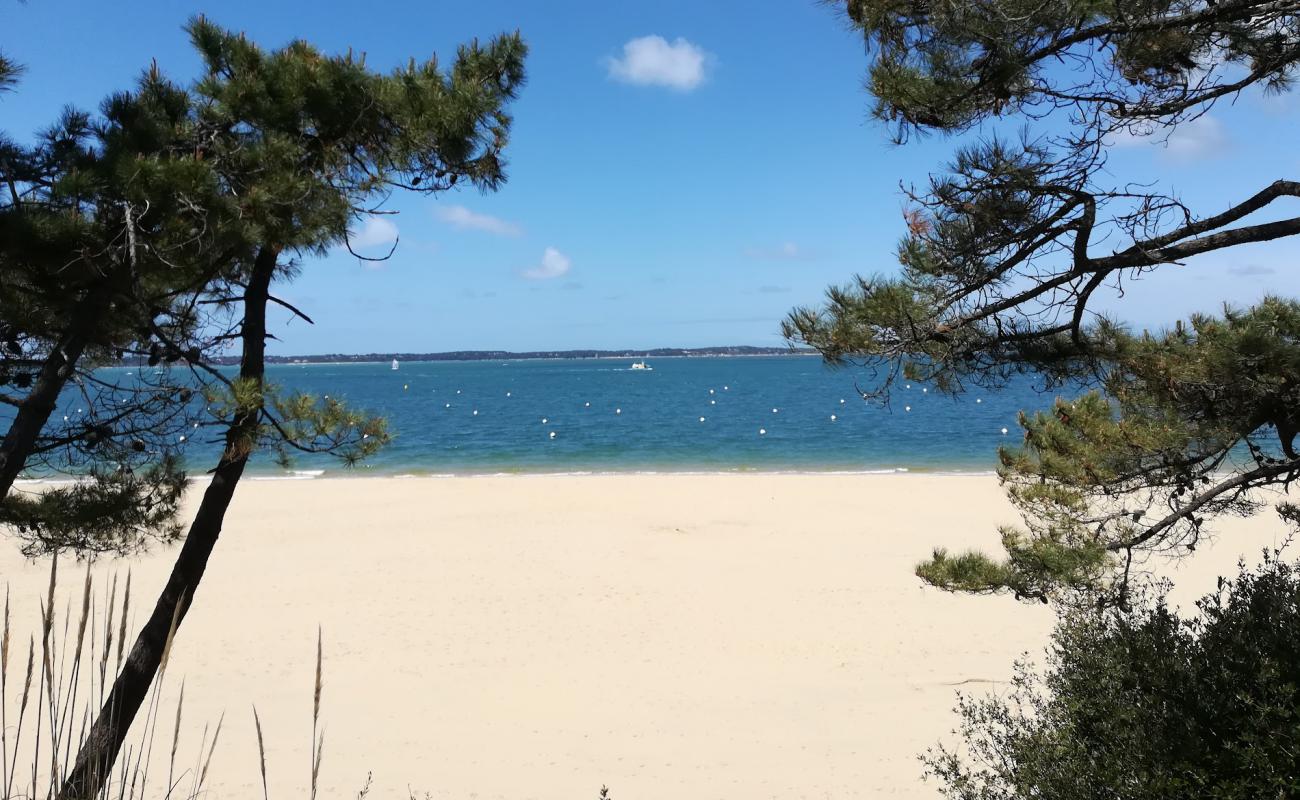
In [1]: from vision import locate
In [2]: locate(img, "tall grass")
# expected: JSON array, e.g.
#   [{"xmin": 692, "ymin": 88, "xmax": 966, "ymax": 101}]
[
  {"xmin": 3, "ymin": 561, "xmax": 610, "ymax": 799},
  {"xmin": 0, "ymin": 557, "xmax": 204, "ymax": 800}
]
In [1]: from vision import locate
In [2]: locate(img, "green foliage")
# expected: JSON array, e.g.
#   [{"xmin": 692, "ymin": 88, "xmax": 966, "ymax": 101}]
[
  {"xmin": 841, "ymin": 0, "xmax": 1300, "ymax": 139},
  {"xmin": 915, "ymin": 299, "xmax": 1300, "ymax": 604},
  {"xmin": 0, "ymin": 458, "xmax": 186, "ymax": 557},
  {"xmin": 925, "ymin": 548, "xmax": 1300, "ymax": 798},
  {"xmin": 793, "ymin": 3, "xmax": 1300, "ymax": 605}
]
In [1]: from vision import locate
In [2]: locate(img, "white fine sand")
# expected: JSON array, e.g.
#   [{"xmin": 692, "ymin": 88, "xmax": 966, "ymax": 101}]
[{"xmin": 0, "ymin": 474, "xmax": 1287, "ymax": 799}]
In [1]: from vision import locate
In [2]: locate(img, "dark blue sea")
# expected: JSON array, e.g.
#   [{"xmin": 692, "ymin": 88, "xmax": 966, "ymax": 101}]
[
  {"xmin": 210, "ymin": 355, "xmax": 1052, "ymax": 476},
  {"xmin": 39, "ymin": 356, "xmax": 1066, "ymax": 478}
]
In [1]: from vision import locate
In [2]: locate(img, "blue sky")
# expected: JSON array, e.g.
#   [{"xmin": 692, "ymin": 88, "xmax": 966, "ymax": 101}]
[{"xmin": 3, "ymin": 1, "xmax": 1298, "ymax": 355}]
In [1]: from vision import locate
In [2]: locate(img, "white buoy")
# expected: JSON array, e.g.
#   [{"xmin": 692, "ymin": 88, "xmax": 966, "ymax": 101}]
[
  {"xmin": 506, "ymin": 391, "xmax": 512, "ymax": 397},
  {"xmin": 709, "ymin": 389, "xmax": 715, "ymax": 395},
  {"xmin": 759, "ymin": 428, "xmax": 766, "ymax": 435},
  {"xmin": 905, "ymin": 405, "xmax": 912, "ymax": 412},
  {"xmin": 63, "ymin": 416, "xmax": 68, "ymax": 421},
  {"xmin": 905, "ymin": 384, "xmax": 911, "ymax": 389},
  {"xmin": 403, "ymin": 384, "xmax": 408, "ymax": 391},
  {"xmin": 472, "ymin": 409, "xmax": 478, "ymax": 416},
  {"xmin": 922, "ymin": 388, "xmax": 928, "ymax": 394},
  {"xmin": 975, "ymin": 398, "xmax": 982, "ymax": 404},
  {"xmin": 541, "ymin": 417, "xmax": 548, "ymax": 424},
  {"xmin": 840, "ymin": 399, "xmax": 846, "ymax": 404},
  {"xmin": 584, "ymin": 402, "xmax": 590, "ymax": 407},
  {"xmin": 456, "ymin": 389, "xmax": 461, "ymax": 395},
  {"xmin": 616, "ymin": 408, "xmax": 622, "ymax": 414},
  {"xmin": 445, "ymin": 403, "xmax": 451, "ymax": 408},
  {"xmin": 1001, "ymin": 427, "xmax": 1009, "ymax": 435},
  {"xmin": 549, "ymin": 431, "xmax": 556, "ymax": 439},
  {"xmin": 772, "ymin": 408, "xmax": 779, "ymax": 413},
  {"xmin": 710, "ymin": 400, "xmax": 716, "ymax": 405},
  {"xmin": 699, "ymin": 416, "xmax": 706, "ymax": 422},
  {"xmin": 830, "ymin": 414, "xmax": 837, "ymax": 421},
  {"xmin": 724, "ymin": 385, "xmax": 729, "ymax": 391},
  {"xmin": 178, "ymin": 435, "xmax": 186, "ymax": 442}
]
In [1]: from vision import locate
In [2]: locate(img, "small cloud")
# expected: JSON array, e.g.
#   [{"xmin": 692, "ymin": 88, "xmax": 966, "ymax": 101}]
[
  {"xmin": 1165, "ymin": 116, "xmax": 1227, "ymax": 159},
  {"xmin": 522, "ymin": 247, "xmax": 572, "ymax": 280},
  {"xmin": 1228, "ymin": 264, "xmax": 1276, "ymax": 277},
  {"xmin": 434, "ymin": 205, "xmax": 522, "ymax": 237},
  {"xmin": 1108, "ymin": 115, "xmax": 1228, "ymax": 161},
  {"xmin": 744, "ymin": 242, "xmax": 811, "ymax": 261},
  {"xmin": 757, "ymin": 285, "xmax": 791, "ymax": 294},
  {"xmin": 607, "ymin": 36, "xmax": 711, "ymax": 91},
  {"xmin": 349, "ymin": 216, "xmax": 399, "ymax": 249}
]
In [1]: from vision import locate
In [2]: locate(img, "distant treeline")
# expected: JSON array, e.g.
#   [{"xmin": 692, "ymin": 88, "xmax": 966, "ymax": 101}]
[{"xmin": 200, "ymin": 345, "xmax": 812, "ymax": 366}]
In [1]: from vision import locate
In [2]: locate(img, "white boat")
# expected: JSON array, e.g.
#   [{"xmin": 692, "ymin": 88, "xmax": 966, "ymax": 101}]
[
  {"xmin": 630, "ymin": 361, "xmax": 652, "ymax": 371},
  {"xmin": 391, "ymin": 359, "xmax": 399, "ymax": 371}
]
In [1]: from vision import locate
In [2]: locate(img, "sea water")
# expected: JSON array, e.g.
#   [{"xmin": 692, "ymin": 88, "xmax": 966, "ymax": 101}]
[{"xmin": 30, "ymin": 356, "xmax": 1067, "ymax": 478}]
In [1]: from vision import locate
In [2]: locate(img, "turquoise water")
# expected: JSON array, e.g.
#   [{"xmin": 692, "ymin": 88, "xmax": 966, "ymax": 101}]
[
  {"xmin": 25, "ymin": 355, "xmax": 1065, "ymax": 477},
  {"xmin": 152, "ymin": 355, "xmax": 1047, "ymax": 476}
]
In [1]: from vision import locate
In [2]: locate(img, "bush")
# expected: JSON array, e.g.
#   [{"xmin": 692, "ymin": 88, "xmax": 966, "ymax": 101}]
[{"xmin": 925, "ymin": 553, "xmax": 1300, "ymax": 799}]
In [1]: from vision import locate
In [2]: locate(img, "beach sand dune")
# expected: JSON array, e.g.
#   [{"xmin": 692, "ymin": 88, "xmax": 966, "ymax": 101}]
[{"xmin": 0, "ymin": 475, "xmax": 1284, "ymax": 798}]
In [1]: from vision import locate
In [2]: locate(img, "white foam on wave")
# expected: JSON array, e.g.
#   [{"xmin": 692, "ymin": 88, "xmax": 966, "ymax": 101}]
[{"xmin": 251, "ymin": 469, "xmax": 325, "ymax": 481}]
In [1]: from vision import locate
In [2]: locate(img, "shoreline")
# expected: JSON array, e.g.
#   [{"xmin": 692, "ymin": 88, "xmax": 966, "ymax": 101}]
[{"xmin": 14, "ymin": 465, "xmax": 1003, "ymax": 487}]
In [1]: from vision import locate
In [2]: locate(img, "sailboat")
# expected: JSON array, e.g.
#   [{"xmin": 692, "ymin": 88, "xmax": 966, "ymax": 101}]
[{"xmin": 391, "ymin": 359, "xmax": 399, "ymax": 371}]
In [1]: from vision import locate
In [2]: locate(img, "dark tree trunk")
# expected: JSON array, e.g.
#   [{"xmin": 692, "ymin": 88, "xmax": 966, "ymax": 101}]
[
  {"xmin": 0, "ymin": 289, "xmax": 108, "ymax": 499},
  {"xmin": 58, "ymin": 246, "xmax": 278, "ymax": 800}
]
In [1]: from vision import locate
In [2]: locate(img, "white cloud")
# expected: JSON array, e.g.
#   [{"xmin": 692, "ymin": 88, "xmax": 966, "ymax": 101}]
[
  {"xmin": 522, "ymin": 247, "xmax": 572, "ymax": 280},
  {"xmin": 434, "ymin": 204, "xmax": 522, "ymax": 237},
  {"xmin": 348, "ymin": 216, "xmax": 399, "ymax": 249},
  {"xmin": 744, "ymin": 242, "xmax": 811, "ymax": 261},
  {"xmin": 1108, "ymin": 115, "xmax": 1228, "ymax": 161},
  {"xmin": 1228, "ymin": 264, "xmax": 1276, "ymax": 277},
  {"xmin": 1166, "ymin": 115, "xmax": 1228, "ymax": 159},
  {"xmin": 607, "ymin": 36, "xmax": 711, "ymax": 91}
]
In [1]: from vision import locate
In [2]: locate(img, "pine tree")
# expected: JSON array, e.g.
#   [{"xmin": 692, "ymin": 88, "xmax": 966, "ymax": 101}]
[
  {"xmin": 785, "ymin": 1, "xmax": 1300, "ymax": 606},
  {"xmin": 0, "ymin": 57, "xmax": 249, "ymax": 554},
  {"xmin": 58, "ymin": 19, "xmax": 527, "ymax": 797}
]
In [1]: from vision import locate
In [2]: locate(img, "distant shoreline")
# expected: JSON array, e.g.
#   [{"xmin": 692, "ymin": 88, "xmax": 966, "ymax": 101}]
[{"xmin": 212, "ymin": 346, "xmax": 816, "ymax": 367}]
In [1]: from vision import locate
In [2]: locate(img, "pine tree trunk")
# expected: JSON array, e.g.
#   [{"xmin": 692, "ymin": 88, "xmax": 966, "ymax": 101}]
[
  {"xmin": 58, "ymin": 246, "xmax": 278, "ymax": 800},
  {"xmin": 0, "ymin": 290, "xmax": 107, "ymax": 499}
]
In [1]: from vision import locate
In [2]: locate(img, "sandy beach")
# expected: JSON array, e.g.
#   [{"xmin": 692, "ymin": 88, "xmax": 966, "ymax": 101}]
[{"xmin": 0, "ymin": 474, "xmax": 1286, "ymax": 799}]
